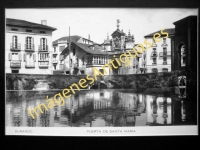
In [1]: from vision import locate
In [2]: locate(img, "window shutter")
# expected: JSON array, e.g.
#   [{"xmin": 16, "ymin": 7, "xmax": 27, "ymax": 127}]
[
  {"xmin": 12, "ymin": 36, "xmax": 14, "ymax": 44},
  {"xmin": 40, "ymin": 38, "xmax": 42, "ymax": 46},
  {"xmin": 24, "ymin": 53, "xmax": 26, "ymax": 62},
  {"xmin": 31, "ymin": 37, "xmax": 34, "ymax": 44},
  {"xmin": 18, "ymin": 53, "xmax": 22, "ymax": 61},
  {"xmin": 8, "ymin": 53, "xmax": 12, "ymax": 61},
  {"xmin": 33, "ymin": 54, "xmax": 36, "ymax": 61},
  {"xmin": 45, "ymin": 38, "xmax": 47, "ymax": 45}
]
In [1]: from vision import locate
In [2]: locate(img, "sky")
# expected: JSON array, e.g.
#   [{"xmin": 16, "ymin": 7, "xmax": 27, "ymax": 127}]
[{"xmin": 6, "ymin": 8, "xmax": 198, "ymax": 44}]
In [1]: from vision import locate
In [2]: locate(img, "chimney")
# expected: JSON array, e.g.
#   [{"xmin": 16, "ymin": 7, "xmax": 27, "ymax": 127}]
[
  {"xmin": 41, "ymin": 20, "xmax": 47, "ymax": 25},
  {"xmin": 88, "ymin": 34, "xmax": 90, "ymax": 40}
]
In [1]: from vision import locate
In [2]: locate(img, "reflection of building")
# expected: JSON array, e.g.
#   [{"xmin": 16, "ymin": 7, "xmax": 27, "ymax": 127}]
[
  {"xmin": 6, "ymin": 18, "xmax": 57, "ymax": 74},
  {"xmin": 6, "ymin": 90, "xmax": 197, "ymax": 127},
  {"xmin": 144, "ymin": 28, "xmax": 175, "ymax": 73},
  {"xmin": 146, "ymin": 96, "xmax": 172, "ymax": 125},
  {"xmin": 171, "ymin": 16, "xmax": 197, "ymax": 96}
]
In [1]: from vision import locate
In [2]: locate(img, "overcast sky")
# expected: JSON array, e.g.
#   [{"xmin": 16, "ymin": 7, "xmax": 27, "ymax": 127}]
[{"xmin": 6, "ymin": 8, "xmax": 198, "ymax": 44}]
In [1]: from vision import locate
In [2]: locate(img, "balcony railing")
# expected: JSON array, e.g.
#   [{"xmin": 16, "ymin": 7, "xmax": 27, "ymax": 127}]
[
  {"xmin": 38, "ymin": 58, "xmax": 49, "ymax": 61},
  {"xmin": 25, "ymin": 44, "xmax": 34, "ymax": 51},
  {"xmin": 38, "ymin": 45, "xmax": 48, "ymax": 52},
  {"xmin": 25, "ymin": 62, "xmax": 35, "ymax": 68},
  {"xmin": 10, "ymin": 60, "xmax": 21, "ymax": 68},
  {"xmin": 38, "ymin": 62, "xmax": 49, "ymax": 67},
  {"xmin": 10, "ymin": 43, "xmax": 21, "ymax": 50}
]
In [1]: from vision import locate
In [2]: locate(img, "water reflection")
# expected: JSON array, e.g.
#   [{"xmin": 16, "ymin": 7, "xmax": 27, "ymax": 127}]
[{"xmin": 6, "ymin": 90, "xmax": 197, "ymax": 127}]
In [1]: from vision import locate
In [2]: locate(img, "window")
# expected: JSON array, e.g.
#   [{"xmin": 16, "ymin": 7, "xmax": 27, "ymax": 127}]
[
  {"xmin": 40, "ymin": 38, "xmax": 47, "ymax": 50},
  {"xmin": 80, "ymin": 70, "xmax": 85, "ymax": 75},
  {"xmin": 12, "ymin": 70, "xmax": 19, "ymax": 73},
  {"xmin": 26, "ymin": 30, "xmax": 32, "ymax": 32},
  {"xmin": 181, "ymin": 45, "xmax": 186, "ymax": 67},
  {"xmin": 26, "ymin": 37, "xmax": 33, "ymax": 49},
  {"xmin": 54, "ymin": 47, "xmax": 56, "ymax": 52},
  {"xmin": 11, "ymin": 28, "xmax": 18, "ymax": 31},
  {"xmin": 163, "ymin": 48, "xmax": 167, "ymax": 55},
  {"xmin": 12, "ymin": 36, "xmax": 18, "ymax": 49},
  {"xmin": 59, "ymin": 46, "xmax": 65, "ymax": 52},
  {"xmin": 65, "ymin": 71, "xmax": 70, "ymax": 75},
  {"xmin": 40, "ymin": 31, "xmax": 46, "ymax": 34},
  {"xmin": 163, "ymin": 57, "xmax": 167, "ymax": 62},
  {"xmin": 73, "ymin": 48, "xmax": 75, "ymax": 56},
  {"xmin": 162, "ymin": 68, "xmax": 168, "ymax": 72},
  {"xmin": 25, "ymin": 53, "xmax": 35, "ymax": 67},
  {"xmin": 153, "ymin": 58, "xmax": 157, "ymax": 64},
  {"xmin": 152, "ymin": 68, "xmax": 158, "ymax": 73},
  {"xmin": 100, "ymin": 92, "xmax": 104, "ymax": 97},
  {"xmin": 163, "ymin": 38, "xmax": 166, "ymax": 44}
]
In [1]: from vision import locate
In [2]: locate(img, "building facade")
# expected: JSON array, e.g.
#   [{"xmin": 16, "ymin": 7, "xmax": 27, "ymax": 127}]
[
  {"xmin": 144, "ymin": 28, "xmax": 175, "ymax": 73},
  {"xmin": 6, "ymin": 18, "xmax": 57, "ymax": 74},
  {"xmin": 171, "ymin": 16, "xmax": 197, "ymax": 72},
  {"xmin": 55, "ymin": 20, "xmax": 145, "ymax": 75}
]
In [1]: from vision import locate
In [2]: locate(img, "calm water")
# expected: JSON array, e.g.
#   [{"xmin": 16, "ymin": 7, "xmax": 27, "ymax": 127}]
[{"xmin": 5, "ymin": 89, "xmax": 197, "ymax": 127}]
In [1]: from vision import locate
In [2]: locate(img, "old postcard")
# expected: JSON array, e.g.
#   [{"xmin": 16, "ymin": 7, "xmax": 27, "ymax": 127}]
[{"xmin": 5, "ymin": 8, "xmax": 198, "ymax": 136}]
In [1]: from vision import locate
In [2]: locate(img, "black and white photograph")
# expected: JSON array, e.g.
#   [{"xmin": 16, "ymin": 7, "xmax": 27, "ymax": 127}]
[{"xmin": 5, "ymin": 8, "xmax": 198, "ymax": 136}]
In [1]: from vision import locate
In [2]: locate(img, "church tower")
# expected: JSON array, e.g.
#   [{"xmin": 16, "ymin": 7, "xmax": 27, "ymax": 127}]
[{"xmin": 111, "ymin": 19, "xmax": 126, "ymax": 51}]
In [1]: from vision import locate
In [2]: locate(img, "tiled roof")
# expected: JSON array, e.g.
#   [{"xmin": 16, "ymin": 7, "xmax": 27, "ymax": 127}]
[
  {"xmin": 75, "ymin": 42, "xmax": 107, "ymax": 55},
  {"xmin": 53, "ymin": 35, "xmax": 81, "ymax": 46},
  {"xmin": 61, "ymin": 42, "xmax": 107, "ymax": 56},
  {"xmin": 144, "ymin": 28, "xmax": 175, "ymax": 38},
  {"xmin": 6, "ymin": 18, "xmax": 57, "ymax": 31}
]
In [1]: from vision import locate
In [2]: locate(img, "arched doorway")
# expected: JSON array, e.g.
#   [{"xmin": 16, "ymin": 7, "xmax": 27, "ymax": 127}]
[{"xmin": 177, "ymin": 43, "xmax": 186, "ymax": 69}]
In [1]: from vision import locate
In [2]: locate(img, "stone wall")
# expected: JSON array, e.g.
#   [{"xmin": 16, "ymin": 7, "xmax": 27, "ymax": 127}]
[{"xmin": 6, "ymin": 70, "xmax": 194, "ymax": 91}]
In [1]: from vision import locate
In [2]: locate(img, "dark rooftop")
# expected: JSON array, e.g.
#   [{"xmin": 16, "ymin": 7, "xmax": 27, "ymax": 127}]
[
  {"xmin": 144, "ymin": 28, "xmax": 175, "ymax": 38},
  {"xmin": 6, "ymin": 18, "xmax": 57, "ymax": 31},
  {"xmin": 61, "ymin": 42, "xmax": 107, "ymax": 56},
  {"xmin": 53, "ymin": 35, "xmax": 81, "ymax": 46}
]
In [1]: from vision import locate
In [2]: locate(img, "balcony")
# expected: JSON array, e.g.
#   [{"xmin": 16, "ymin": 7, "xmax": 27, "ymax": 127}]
[
  {"xmin": 25, "ymin": 62, "xmax": 35, "ymax": 68},
  {"xmin": 38, "ymin": 45, "xmax": 48, "ymax": 52},
  {"xmin": 10, "ymin": 60, "xmax": 21, "ymax": 68},
  {"xmin": 25, "ymin": 44, "xmax": 34, "ymax": 51},
  {"xmin": 10, "ymin": 43, "xmax": 21, "ymax": 51},
  {"xmin": 52, "ymin": 60, "xmax": 58, "ymax": 64},
  {"xmin": 38, "ymin": 62, "xmax": 49, "ymax": 67}
]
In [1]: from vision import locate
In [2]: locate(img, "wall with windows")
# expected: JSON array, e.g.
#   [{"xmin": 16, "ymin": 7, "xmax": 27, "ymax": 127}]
[
  {"xmin": 144, "ymin": 37, "xmax": 172, "ymax": 73},
  {"xmin": 6, "ymin": 26, "xmax": 54, "ymax": 74}
]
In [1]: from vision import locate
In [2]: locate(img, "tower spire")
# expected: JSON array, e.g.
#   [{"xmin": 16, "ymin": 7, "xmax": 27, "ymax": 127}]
[{"xmin": 117, "ymin": 19, "xmax": 120, "ymax": 30}]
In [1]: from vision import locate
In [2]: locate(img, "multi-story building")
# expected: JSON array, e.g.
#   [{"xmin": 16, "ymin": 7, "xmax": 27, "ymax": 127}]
[
  {"xmin": 144, "ymin": 28, "xmax": 175, "ymax": 73},
  {"xmin": 6, "ymin": 18, "xmax": 57, "ymax": 74},
  {"xmin": 56, "ymin": 20, "xmax": 145, "ymax": 75},
  {"xmin": 171, "ymin": 16, "xmax": 197, "ymax": 72},
  {"xmin": 53, "ymin": 35, "xmax": 109, "ymax": 75}
]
